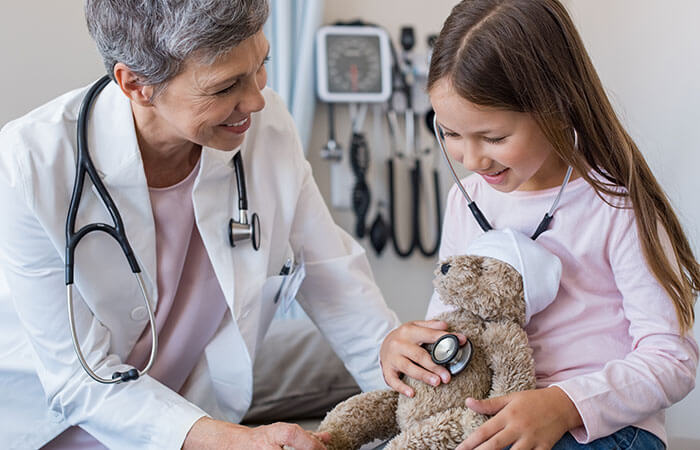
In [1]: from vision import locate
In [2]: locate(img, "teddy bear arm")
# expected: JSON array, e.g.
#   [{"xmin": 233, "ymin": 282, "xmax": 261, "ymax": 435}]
[
  {"xmin": 317, "ymin": 389, "xmax": 400, "ymax": 450},
  {"xmin": 384, "ymin": 407, "xmax": 488, "ymax": 450},
  {"xmin": 481, "ymin": 321, "xmax": 537, "ymax": 398}
]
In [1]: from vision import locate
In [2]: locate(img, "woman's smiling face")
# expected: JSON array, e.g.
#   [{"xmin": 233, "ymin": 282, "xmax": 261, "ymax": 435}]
[
  {"xmin": 147, "ymin": 30, "xmax": 270, "ymax": 152},
  {"xmin": 430, "ymin": 78, "xmax": 568, "ymax": 192}
]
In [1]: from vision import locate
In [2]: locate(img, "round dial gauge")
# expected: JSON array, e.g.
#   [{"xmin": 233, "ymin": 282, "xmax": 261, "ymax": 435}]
[
  {"xmin": 316, "ymin": 26, "xmax": 392, "ymax": 103},
  {"xmin": 326, "ymin": 34, "xmax": 382, "ymax": 94}
]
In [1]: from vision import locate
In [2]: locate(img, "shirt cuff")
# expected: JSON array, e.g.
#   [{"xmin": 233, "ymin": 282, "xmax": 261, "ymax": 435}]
[
  {"xmin": 549, "ymin": 381, "xmax": 592, "ymax": 443},
  {"xmin": 152, "ymin": 401, "xmax": 209, "ymax": 450}
]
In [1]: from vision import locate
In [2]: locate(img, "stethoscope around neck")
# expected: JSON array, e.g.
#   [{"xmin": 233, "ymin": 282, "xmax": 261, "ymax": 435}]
[
  {"xmin": 65, "ymin": 75, "xmax": 260, "ymax": 384},
  {"xmin": 432, "ymin": 114, "xmax": 574, "ymax": 240}
]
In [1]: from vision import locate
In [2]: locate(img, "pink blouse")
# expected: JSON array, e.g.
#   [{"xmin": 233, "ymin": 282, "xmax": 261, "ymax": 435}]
[{"xmin": 427, "ymin": 174, "xmax": 698, "ymax": 445}]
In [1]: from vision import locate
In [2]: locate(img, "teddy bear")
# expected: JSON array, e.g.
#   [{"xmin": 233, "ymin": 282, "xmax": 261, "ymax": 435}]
[{"xmin": 317, "ymin": 229, "xmax": 562, "ymax": 450}]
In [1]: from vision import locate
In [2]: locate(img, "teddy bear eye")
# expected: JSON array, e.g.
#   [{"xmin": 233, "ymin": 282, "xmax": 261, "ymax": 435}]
[{"xmin": 441, "ymin": 263, "xmax": 451, "ymax": 275}]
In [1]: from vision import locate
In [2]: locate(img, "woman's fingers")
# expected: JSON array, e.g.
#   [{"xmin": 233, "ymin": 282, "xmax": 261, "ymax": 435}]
[{"xmin": 268, "ymin": 423, "xmax": 327, "ymax": 450}]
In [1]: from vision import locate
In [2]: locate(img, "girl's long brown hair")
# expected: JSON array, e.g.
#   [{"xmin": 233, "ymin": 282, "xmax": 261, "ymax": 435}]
[{"xmin": 428, "ymin": 0, "xmax": 699, "ymax": 333}]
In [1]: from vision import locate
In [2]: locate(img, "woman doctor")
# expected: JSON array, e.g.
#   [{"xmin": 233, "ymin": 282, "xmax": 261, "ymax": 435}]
[{"xmin": 0, "ymin": 0, "xmax": 399, "ymax": 448}]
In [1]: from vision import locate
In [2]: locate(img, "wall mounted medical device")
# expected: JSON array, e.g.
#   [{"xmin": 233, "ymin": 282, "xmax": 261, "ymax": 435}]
[{"xmin": 315, "ymin": 25, "xmax": 393, "ymax": 103}]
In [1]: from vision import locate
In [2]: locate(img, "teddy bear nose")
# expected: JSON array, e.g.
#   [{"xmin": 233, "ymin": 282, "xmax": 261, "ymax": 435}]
[{"xmin": 441, "ymin": 263, "xmax": 451, "ymax": 275}]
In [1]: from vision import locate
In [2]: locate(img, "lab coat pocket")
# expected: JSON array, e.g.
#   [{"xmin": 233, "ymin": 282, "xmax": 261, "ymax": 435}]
[{"xmin": 256, "ymin": 275, "xmax": 285, "ymax": 346}]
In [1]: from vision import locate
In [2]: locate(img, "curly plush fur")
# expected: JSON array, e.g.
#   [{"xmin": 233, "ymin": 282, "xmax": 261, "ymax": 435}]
[{"xmin": 318, "ymin": 255, "xmax": 537, "ymax": 450}]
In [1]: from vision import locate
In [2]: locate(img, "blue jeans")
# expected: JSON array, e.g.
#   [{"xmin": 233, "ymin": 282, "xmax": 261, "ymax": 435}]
[
  {"xmin": 371, "ymin": 426, "xmax": 664, "ymax": 449},
  {"xmin": 551, "ymin": 426, "xmax": 665, "ymax": 449}
]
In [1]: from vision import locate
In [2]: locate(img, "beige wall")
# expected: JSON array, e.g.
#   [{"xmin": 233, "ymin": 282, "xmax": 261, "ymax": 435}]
[{"xmin": 0, "ymin": 1, "xmax": 105, "ymax": 126}]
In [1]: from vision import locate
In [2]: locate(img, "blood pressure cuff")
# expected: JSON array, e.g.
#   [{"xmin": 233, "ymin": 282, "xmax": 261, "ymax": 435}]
[{"xmin": 242, "ymin": 318, "xmax": 360, "ymax": 422}]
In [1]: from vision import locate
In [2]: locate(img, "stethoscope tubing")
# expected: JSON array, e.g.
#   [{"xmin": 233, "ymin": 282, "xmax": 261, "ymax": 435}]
[
  {"xmin": 65, "ymin": 75, "xmax": 158, "ymax": 384},
  {"xmin": 66, "ymin": 76, "xmax": 259, "ymax": 384},
  {"xmin": 67, "ymin": 273, "xmax": 157, "ymax": 384}
]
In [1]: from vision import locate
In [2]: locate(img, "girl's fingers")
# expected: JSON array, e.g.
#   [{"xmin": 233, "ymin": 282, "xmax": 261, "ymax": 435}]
[
  {"xmin": 383, "ymin": 367, "xmax": 414, "ymax": 397},
  {"xmin": 406, "ymin": 321, "xmax": 467, "ymax": 347},
  {"xmin": 402, "ymin": 340, "xmax": 452, "ymax": 384},
  {"xmin": 457, "ymin": 416, "xmax": 504, "ymax": 450},
  {"xmin": 411, "ymin": 320, "xmax": 449, "ymax": 330}
]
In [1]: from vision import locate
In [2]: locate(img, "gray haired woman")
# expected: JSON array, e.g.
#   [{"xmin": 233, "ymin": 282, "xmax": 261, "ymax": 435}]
[{"xmin": 0, "ymin": 1, "xmax": 399, "ymax": 448}]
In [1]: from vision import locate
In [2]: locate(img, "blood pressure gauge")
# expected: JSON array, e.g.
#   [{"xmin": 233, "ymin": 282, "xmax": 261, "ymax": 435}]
[{"xmin": 316, "ymin": 26, "xmax": 392, "ymax": 103}]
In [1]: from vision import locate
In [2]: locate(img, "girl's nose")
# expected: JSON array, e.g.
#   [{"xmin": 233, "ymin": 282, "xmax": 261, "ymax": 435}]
[{"xmin": 460, "ymin": 141, "xmax": 491, "ymax": 173}]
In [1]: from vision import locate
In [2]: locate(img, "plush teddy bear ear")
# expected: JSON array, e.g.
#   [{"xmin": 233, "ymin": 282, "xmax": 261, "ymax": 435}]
[{"xmin": 465, "ymin": 229, "xmax": 562, "ymax": 324}]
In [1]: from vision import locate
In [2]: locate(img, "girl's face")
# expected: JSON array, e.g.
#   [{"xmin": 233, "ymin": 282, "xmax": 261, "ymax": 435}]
[{"xmin": 430, "ymin": 79, "xmax": 569, "ymax": 192}]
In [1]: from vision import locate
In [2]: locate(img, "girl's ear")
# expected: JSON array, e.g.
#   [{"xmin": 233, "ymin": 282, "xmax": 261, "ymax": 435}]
[{"xmin": 113, "ymin": 63, "xmax": 155, "ymax": 107}]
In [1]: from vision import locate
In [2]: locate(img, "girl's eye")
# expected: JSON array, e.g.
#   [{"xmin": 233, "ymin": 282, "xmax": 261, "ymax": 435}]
[
  {"xmin": 484, "ymin": 136, "xmax": 506, "ymax": 144},
  {"xmin": 443, "ymin": 131, "xmax": 460, "ymax": 138}
]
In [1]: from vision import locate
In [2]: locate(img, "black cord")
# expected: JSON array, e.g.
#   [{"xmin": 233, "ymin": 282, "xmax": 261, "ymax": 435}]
[
  {"xmin": 350, "ymin": 132, "xmax": 371, "ymax": 238},
  {"xmin": 387, "ymin": 158, "xmax": 414, "ymax": 258},
  {"xmin": 415, "ymin": 162, "xmax": 442, "ymax": 257}
]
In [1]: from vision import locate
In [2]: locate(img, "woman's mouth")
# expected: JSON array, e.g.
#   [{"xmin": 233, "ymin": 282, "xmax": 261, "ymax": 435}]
[
  {"xmin": 220, "ymin": 116, "xmax": 251, "ymax": 134},
  {"xmin": 480, "ymin": 168, "xmax": 509, "ymax": 185}
]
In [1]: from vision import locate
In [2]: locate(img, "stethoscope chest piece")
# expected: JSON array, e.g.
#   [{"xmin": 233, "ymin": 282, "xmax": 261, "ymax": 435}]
[
  {"xmin": 424, "ymin": 334, "xmax": 473, "ymax": 376},
  {"xmin": 229, "ymin": 211, "xmax": 260, "ymax": 250}
]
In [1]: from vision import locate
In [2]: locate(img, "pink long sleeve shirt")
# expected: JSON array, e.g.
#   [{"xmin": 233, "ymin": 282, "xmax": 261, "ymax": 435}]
[{"xmin": 426, "ymin": 173, "xmax": 698, "ymax": 445}]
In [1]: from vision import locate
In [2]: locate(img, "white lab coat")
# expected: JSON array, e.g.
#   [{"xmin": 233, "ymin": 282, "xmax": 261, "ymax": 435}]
[{"xmin": 0, "ymin": 81, "xmax": 400, "ymax": 449}]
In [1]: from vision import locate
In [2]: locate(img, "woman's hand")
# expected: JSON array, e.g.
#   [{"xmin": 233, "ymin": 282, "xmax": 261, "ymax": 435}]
[
  {"xmin": 379, "ymin": 320, "xmax": 467, "ymax": 397},
  {"xmin": 456, "ymin": 386, "xmax": 583, "ymax": 450},
  {"xmin": 183, "ymin": 416, "xmax": 330, "ymax": 449}
]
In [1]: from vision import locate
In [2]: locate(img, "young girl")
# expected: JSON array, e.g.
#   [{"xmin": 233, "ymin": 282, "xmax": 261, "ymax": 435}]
[{"xmin": 379, "ymin": 0, "xmax": 700, "ymax": 448}]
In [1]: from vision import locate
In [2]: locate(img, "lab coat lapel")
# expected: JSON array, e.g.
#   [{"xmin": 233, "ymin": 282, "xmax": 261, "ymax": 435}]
[
  {"xmin": 192, "ymin": 147, "xmax": 237, "ymax": 311},
  {"xmin": 85, "ymin": 82, "xmax": 157, "ymax": 304},
  {"xmin": 193, "ymin": 145, "xmax": 269, "ymax": 322}
]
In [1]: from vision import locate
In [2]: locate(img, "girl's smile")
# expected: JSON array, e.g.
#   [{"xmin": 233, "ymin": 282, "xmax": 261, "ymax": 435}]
[{"xmin": 430, "ymin": 78, "xmax": 571, "ymax": 192}]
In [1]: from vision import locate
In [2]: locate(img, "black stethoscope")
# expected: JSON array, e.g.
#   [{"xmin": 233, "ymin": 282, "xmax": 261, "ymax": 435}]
[
  {"xmin": 65, "ymin": 75, "xmax": 260, "ymax": 384},
  {"xmin": 423, "ymin": 334, "xmax": 473, "ymax": 376}
]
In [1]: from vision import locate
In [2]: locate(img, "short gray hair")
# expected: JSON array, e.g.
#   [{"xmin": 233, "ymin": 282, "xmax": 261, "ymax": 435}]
[{"xmin": 85, "ymin": 0, "xmax": 269, "ymax": 86}]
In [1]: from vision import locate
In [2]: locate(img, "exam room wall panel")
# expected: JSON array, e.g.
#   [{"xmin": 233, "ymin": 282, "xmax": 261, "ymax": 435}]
[{"xmin": 1, "ymin": 0, "xmax": 699, "ymax": 446}]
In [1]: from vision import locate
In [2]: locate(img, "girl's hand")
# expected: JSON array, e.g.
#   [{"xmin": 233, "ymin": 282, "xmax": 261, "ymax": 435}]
[
  {"xmin": 183, "ymin": 417, "xmax": 329, "ymax": 450},
  {"xmin": 456, "ymin": 387, "xmax": 583, "ymax": 450},
  {"xmin": 379, "ymin": 320, "xmax": 467, "ymax": 397}
]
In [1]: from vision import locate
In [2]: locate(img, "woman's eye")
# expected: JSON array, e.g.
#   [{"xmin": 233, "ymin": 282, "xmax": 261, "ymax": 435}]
[
  {"xmin": 215, "ymin": 82, "xmax": 238, "ymax": 96},
  {"xmin": 443, "ymin": 131, "xmax": 460, "ymax": 138},
  {"xmin": 258, "ymin": 56, "xmax": 271, "ymax": 72}
]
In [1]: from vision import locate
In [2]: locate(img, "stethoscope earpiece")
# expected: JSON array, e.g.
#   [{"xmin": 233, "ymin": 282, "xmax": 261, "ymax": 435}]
[{"xmin": 423, "ymin": 333, "xmax": 473, "ymax": 376}]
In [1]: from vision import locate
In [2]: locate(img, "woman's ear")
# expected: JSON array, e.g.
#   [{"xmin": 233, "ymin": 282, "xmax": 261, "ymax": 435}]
[{"xmin": 113, "ymin": 63, "xmax": 155, "ymax": 106}]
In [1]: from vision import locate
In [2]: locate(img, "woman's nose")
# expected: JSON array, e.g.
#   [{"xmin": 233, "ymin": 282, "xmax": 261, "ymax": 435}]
[{"xmin": 239, "ymin": 74, "xmax": 266, "ymax": 114}]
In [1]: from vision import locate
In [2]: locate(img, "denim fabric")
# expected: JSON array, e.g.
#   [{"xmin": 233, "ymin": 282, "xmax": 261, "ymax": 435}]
[
  {"xmin": 551, "ymin": 427, "xmax": 665, "ymax": 450},
  {"xmin": 369, "ymin": 426, "xmax": 665, "ymax": 449}
]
